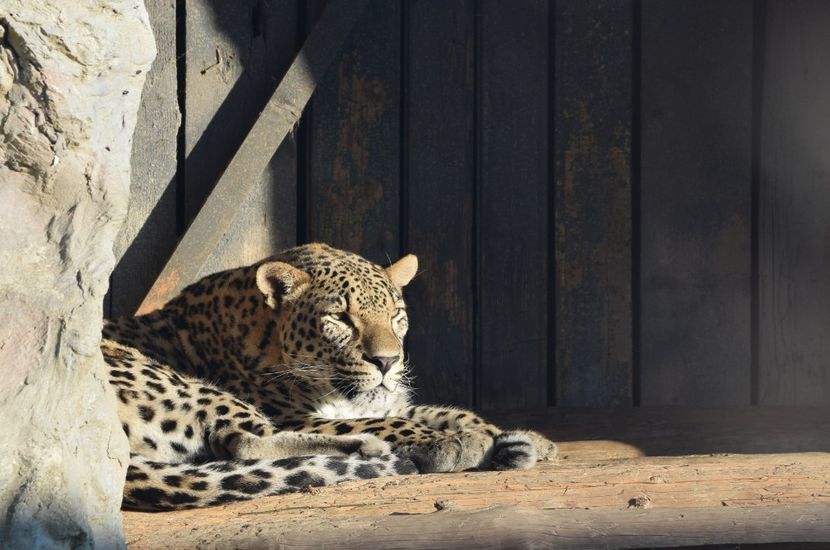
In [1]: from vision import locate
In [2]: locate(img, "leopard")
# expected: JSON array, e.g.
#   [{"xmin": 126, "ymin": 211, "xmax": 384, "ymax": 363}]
[{"xmin": 103, "ymin": 243, "xmax": 557, "ymax": 510}]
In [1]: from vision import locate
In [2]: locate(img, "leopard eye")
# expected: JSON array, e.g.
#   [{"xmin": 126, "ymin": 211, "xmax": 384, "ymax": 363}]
[
  {"xmin": 333, "ymin": 311, "xmax": 355, "ymax": 328},
  {"xmin": 392, "ymin": 309, "xmax": 408, "ymax": 334},
  {"xmin": 322, "ymin": 312, "xmax": 356, "ymax": 347},
  {"xmin": 323, "ymin": 311, "xmax": 356, "ymax": 334}
]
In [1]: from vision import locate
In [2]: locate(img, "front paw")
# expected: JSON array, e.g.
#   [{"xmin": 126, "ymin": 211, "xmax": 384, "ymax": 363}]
[
  {"xmin": 486, "ymin": 430, "xmax": 556, "ymax": 470},
  {"xmin": 349, "ymin": 434, "xmax": 392, "ymax": 458},
  {"xmin": 401, "ymin": 431, "xmax": 491, "ymax": 473}
]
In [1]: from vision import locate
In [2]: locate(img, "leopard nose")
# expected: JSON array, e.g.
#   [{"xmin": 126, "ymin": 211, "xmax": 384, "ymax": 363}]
[{"xmin": 364, "ymin": 354, "xmax": 399, "ymax": 374}]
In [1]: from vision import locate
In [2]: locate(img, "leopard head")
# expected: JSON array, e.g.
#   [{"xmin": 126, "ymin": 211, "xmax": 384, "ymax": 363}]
[{"xmin": 256, "ymin": 243, "xmax": 418, "ymax": 399}]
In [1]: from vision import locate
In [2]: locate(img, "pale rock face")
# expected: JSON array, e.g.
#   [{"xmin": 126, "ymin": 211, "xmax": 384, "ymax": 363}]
[{"xmin": 0, "ymin": 1, "xmax": 155, "ymax": 548}]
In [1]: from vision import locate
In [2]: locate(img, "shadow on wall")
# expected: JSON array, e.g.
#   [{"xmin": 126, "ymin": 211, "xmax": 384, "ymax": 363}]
[
  {"xmin": 496, "ymin": 407, "xmax": 830, "ymax": 457},
  {"xmin": 180, "ymin": 0, "xmax": 302, "ymax": 229},
  {"xmin": 111, "ymin": 0, "xmax": 308, "ymax": 317}
]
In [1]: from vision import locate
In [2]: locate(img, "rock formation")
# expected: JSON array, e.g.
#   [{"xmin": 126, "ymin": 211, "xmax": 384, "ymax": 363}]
[{"xmin": 0, "ymin": 1, "xmax": 154, "ymax": 547}]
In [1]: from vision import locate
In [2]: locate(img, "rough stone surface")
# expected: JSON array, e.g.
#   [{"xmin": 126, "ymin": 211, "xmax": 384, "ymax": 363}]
[{"xmin": 0, "ymin": 1, "xmax": 154, "ymax": 548}]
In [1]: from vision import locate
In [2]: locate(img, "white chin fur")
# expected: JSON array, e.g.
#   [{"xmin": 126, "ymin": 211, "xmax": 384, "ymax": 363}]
[{"xmin": 316, "ymin": 387, "xmax": 408, "ymax": 419}]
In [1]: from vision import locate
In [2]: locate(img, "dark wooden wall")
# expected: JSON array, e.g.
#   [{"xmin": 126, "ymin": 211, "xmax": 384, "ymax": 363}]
[{"xmin": 111, "ymin": 0, "xmax": 830, "ymax": 411}]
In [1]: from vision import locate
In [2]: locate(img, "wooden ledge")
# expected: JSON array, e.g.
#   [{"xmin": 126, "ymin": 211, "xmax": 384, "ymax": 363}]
[
  {"xmin": 126, "ymin": 504, "xmax": 830, "ymax": 549},
  {"xmin": 123, "ymin": 407, "xmax": 830, "ymax": 548}
]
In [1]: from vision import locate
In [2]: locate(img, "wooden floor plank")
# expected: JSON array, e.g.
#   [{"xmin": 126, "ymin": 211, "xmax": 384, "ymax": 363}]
[
  {"xmin": 123, "ymin": 454, "xmax": 830, "ymax": 548},
  {"xmin": 125, "ymin": 504, "xmax": 830, "ymax": 549},
  {"xmin": 123, "ymin": 407, "xmax": 830, "ymax": 548}
]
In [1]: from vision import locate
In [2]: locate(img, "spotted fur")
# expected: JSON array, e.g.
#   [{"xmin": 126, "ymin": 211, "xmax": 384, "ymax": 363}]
[{"xmin": 104, "ymin": 243, "xmax": 556, "ymax": 510}]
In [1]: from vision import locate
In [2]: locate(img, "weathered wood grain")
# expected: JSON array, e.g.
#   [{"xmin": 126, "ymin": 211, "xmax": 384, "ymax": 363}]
[
  {"xmin": 554, "ymin": 0, "xmax": 633, "ymax": 407},
  {"xmin": 639, "ymin": 0, "xmax": 754, "ymax": 405},
  {"xmin": 306, "ymin": 0, "xmax": 401, "ymax": 265},
  {"xmin": 477, "ymin": 0, "xmax": 550, "ymax": 411},
  {"xmin": 109, "ymin": 0, "xmax": 179, "ymax": 317},
  {"xmin": 758, "ymin": 1, "xmax": 830, "ymax": 405},
  {"xmin": 124, "ymin": 503, "xmax": 830, "ymax": 549},
  {"xmin": 183, "ymin": 0, "xmax": 299, "ymax": 278},
  {"xmin": 404, "ymin": 0, "xmax": 476, "ymax": 408}
]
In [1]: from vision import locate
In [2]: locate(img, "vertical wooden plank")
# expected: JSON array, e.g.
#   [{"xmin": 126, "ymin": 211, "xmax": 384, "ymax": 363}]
[
  {"xmin": 759, "ymin": 1, "xmax": 830, "ymax": 405},
  {"xmin": 478, "ymin": 0, "xmax": 549, "ymax": 411},
  {"xmin": 640, "ymin": 0, "xmax": 753, "ymax": 405},
  {"xmin": 185, "ymin": 0, "xmax": 298, "ymax": 277},
  {"xmin": 554, "ymin": 0, "xmax": 633, "ymax": 407},
  {"xmin": 306, "ymin": 0, "xmax": 401, "ymax": 264},
  {"xmin": 405, "ymin": 0, "xmax": 475, "ymax": 407},
  {"xmin": 109, "ymin": 0, "xmax": 179, "ymax": 317}
]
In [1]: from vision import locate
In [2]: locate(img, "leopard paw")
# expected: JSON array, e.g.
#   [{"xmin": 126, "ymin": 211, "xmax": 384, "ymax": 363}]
[
  {"xmin": 401, "ymin": 431, "xmax": 491, "ymax": 473},
  {"xmin": 349, "ymin": 434, "xmax": 392, "ymax": 458}
]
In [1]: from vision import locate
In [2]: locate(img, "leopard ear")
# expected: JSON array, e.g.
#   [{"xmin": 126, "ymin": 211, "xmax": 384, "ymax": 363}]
[
  {"xmin": 256, "ymin": 262, "xmax": 311, "ymax": 308},
  {"xmin": 386, "ymin": 254, "xmax": 418, "ymax": 288}
]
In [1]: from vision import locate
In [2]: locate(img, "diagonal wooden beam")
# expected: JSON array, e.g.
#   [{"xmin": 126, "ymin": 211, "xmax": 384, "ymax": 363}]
[{"xmin": 136, "ymin": 0, "xmax": 369, "ymax": 315}]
